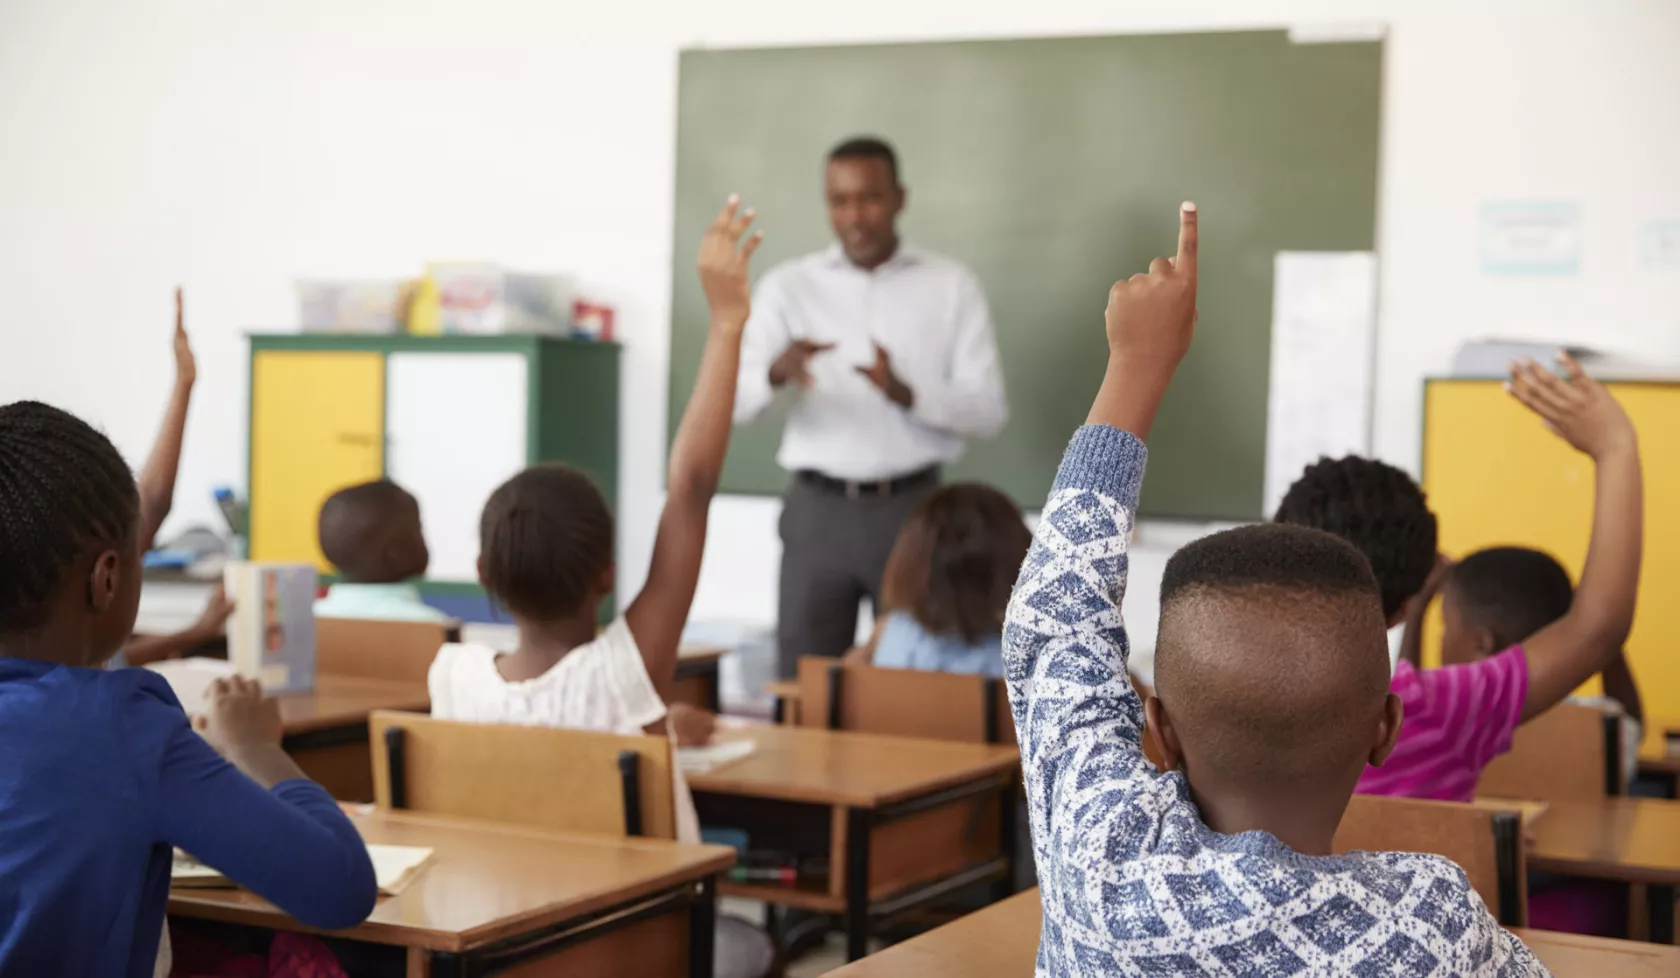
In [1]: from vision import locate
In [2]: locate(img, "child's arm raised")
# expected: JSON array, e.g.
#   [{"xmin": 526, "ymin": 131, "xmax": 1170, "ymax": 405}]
[
  {"xmin": 624, "ymin": 198, "xmax": 762, "ymax": 689},
  {"xmin": 1003, "ymin": 203, "xmax": 1196, "ymax": 847},
  {"xmin": 1505, "ymin": 356, "xmax": 1642, "ymax": 722},
  {"xmin": 137, "ymin": 287, "xmax": 195, "ymax": 549}
]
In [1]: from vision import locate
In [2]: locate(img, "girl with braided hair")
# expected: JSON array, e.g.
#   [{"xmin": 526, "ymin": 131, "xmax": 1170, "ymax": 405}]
[{"xmin": 0, "ymin": 400, "xmax": 376, "ymax": 977}]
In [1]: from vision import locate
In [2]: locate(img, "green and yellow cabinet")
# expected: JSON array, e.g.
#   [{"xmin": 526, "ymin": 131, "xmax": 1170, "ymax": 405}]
[{"xmin": 248, "ymin": 334, "xmax": 618, "ymax": 615}]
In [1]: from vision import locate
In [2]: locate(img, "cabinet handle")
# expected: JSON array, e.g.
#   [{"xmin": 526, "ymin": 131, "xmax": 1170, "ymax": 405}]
[{"xmin": 336, "ymin": 433, "xmax": 378, "ymax": 447}]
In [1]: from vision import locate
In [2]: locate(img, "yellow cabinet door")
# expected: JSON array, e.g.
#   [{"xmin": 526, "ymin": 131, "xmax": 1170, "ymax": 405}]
[{"xmin": 250, "ymin": 351, "xmax": 385, "ymax": 571}]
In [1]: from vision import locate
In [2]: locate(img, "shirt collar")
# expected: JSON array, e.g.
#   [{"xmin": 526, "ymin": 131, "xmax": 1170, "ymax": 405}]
[
  {"xmin": 823, "ymin": 240, "xmax": 922, "ymax": 271},
  {"xmin": 326, "ymin": 582, "xmax": 424, "ymax": 602}
]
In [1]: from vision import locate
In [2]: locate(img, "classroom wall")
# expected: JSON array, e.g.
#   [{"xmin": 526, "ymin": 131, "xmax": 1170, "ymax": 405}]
[{"xmin": 2, "ymin": 0, "xmax": 1677, "ymax": 653}]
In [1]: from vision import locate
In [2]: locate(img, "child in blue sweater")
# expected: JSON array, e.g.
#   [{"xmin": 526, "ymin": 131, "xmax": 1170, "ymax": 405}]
[
  {"xmin": 1004, "ymin": 203, "xmax": 1545, "ymax": 975},
  {"xmin": 0, "ymin": 400, "xmax": 377, "ymax": 977}
]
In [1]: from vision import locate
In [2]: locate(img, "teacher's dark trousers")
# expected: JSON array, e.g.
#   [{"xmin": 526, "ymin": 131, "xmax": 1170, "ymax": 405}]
[{"xmin": 776, "ymin": 468, "xmax": 938, "ymax": 679}]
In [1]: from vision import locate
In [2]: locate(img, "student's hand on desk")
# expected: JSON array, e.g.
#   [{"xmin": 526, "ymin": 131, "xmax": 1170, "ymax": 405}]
[
  {"xmin": 1506, "ymin": 354, "xmax": 1634, "ymax": 460},
  {"xmin": 186, "ymin": 583, "xmax": 234, "ymax": 644},
  {"xmin": 697, "ymin": 194, "xmax": 764, "ymax": 329},
  {"xmin": 196, "ymin": 676, "xmax": 284, "ymax": 754},
  {"xmin": 667, "ymin": 703, "xmax": 717, "ymax": 747},
  {"xmin": 172, "ymin": 286, "xmax": 197, "ymax": 389},
  {"xmin": 856, "ymin": 343, "xmax": 914, "ymax": 409}
]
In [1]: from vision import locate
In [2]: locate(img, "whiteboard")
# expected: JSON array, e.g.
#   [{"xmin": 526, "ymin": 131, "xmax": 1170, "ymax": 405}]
[
  {"xmin": 1262, "ymin": 252, "xmax": 1379, "ymax": 516},
  {"xmin": 386, "ymin": 352, "xmax": 528, "ymax": 582}
]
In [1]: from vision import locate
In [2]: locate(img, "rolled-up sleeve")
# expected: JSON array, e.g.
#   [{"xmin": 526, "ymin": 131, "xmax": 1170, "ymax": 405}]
[
  {"xmin": 910, "ymin": 270, "xmax": 1008, "ymax": 438},
  {"xmin": 734, "ymin": 270, "xmax": 789, "ymax": 425}
]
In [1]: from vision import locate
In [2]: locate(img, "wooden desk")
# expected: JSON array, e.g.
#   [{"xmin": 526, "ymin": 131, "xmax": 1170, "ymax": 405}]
[
  {"xmin": 1528, "ymin": 797, "xmax": 1680, "ymax": 943},
  {"xmin": 687, "ymin": 724, "xmax": 1020, "ymax": 962},
  {"xmin": 280, "ymin": 675, "xmax": 430, "ymax": 802},
  {"xmin": 816, "ymin": 890, "xmax": 1680, "ymax": 977},
  {"xmin": 672, "ymin": 643, "xmax": 725, "ymax": 713},
  {"xmin": 170, "ymin": 808, "xmax": 734, "ymax": 978}
]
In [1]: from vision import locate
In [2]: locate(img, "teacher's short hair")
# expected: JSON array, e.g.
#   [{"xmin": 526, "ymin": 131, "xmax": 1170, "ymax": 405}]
[
  {"xmin": 880, "ymin": 484, "xmax": 1031, "ymax": 645},
  {"xmin": 828, "ymin": 136, "xmax": 900, "ymax": 186}
]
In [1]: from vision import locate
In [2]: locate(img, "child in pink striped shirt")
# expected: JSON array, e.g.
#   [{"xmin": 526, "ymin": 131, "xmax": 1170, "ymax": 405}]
[{"xmin": 1275, "ymin": 355, "xmax": 1643, "ymax": 804}]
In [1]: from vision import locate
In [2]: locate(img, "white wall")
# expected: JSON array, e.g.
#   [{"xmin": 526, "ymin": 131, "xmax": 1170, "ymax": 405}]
[{"xmin": 3, "ymin": 0, "xmax": 1677, "ymax": 657}]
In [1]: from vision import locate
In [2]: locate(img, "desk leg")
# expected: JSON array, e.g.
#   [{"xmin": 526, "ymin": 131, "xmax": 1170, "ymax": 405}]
[
  {"xmin": 690, "ymin": 875, "xmax": 717, "ymax": 978},
  {"xmin": 993, "ymin": 787, "xmax": 1018, "ymax": 904},
  {"xmin": 846, "ymin": 807, "xmax": 872, "ymax": 962},
  {"xmin": 1649, "ymin": 884, "xmax": 1676, "ymax": 944}
]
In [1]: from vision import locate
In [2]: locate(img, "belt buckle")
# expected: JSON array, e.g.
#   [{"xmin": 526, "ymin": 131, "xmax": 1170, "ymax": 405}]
[{"xmin": 845, "ymin": 480, "xmax": 861, "ymax": 501}]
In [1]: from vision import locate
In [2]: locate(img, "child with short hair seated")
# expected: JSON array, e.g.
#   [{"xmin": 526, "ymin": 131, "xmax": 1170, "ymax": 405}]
[
  {"xmin": 313, "ymin": 479, "xmax": 450, "ymax": 622},
  {"xmin": 1275, "ymin": 358, "xmax": 1642, "ymax": 804},
  {"xmin": 1006, "ymin": 202, "xmax": 1544, "ymax": 974},
  {"xmin": 845, "ymin": 483, "xmax": 1030, "ymax": 677},
  {"xmin": 0, "ymin": 401, "xmax": 377, "ymax": 977}
]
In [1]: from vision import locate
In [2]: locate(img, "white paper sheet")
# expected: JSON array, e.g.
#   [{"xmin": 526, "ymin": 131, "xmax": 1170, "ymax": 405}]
[
  {"xmin": 1262, "ymin": 252, "xmax": 1379, "ymax": 516},
  {"xmin": 146, "ymin": 658, "xmax": 236, "ymax": 717},
  {"xmin": 676, "ymin": 739, "xmax": 756, "ymax": 774}
]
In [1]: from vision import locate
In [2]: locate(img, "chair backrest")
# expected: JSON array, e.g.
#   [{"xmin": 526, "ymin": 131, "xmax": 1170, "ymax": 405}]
[
  {"xmin": 1477, "ymin": 702, "xmax": 1621, "ymax": 802},
  {"xmin": 796, "ymin": 657, "xmax": 1014, "ymax": 745},
  {"xmin": 314, "ymin": 617, "xmax": 459, "ymax": 685},
  {"xmin": 369, "ymin": 711, "xmax": 677, "ymax": 839},
  {"xmin": 1334, "ymin": 794, "xmax": 1527, "ymax": 926}
]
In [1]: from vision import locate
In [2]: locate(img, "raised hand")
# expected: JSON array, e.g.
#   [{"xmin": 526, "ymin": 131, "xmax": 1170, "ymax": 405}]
[
  {"xmin": 697, "ymin": 194, "xmax": 764, "ymax": 329},
  {"xmin": 854, "ymin": 342, "xmax": 913, "ymax": 408},
  {"xmin": 769, "ymin": 339, "xmax": 835, "ymax": 389},
  {"xmin": 1087, "ymin": 202, "xmax": 1200, "ymax": 439},
  {"xmin": 1506, "ymin": 354, "xmax": 1635, "ymax": 460},
  {"xmin": 173, "ymin": 287, "xmax": 197, "ymax": 388},
  {"xmin": 1103, "ymin": 202, "xmax": 1198, "ymax": 367}
]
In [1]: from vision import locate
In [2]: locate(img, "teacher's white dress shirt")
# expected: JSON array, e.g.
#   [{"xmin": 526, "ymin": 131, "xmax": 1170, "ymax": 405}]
[{"xmin": 734, "ymin": 243, "xmax": 1007, "ymax": 482}]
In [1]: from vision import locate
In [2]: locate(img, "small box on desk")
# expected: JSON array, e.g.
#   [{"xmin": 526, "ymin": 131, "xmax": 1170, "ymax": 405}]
[{"xmin": 223, "ymin": 562, "xmax": 317, "ymax": 694}]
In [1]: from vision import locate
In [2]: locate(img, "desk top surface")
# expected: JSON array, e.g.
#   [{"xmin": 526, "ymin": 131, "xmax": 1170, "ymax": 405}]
[
  {"xmin": 168, "ymin": 808, "xmax": 734, "ymax": 953},
  {"xmin": 278, "ymin": 675, "xmax": 430, "ymax": 736},
  {"xmin": 685, "ymin": 723, "xmax": 1019, "ymax": 808},
  {"xmin": 1527, "ymin": 797, "xmax": 1680, "ymax": 883},
  {"xmin": 818, "ymin": 890, "xmax": 1680, "ymax": 977}
]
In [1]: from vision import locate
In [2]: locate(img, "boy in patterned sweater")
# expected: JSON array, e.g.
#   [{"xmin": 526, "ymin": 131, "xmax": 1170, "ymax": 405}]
[{"xmin": 1003, "ymin": 202, "xmax": 1547, "ymax": 976}]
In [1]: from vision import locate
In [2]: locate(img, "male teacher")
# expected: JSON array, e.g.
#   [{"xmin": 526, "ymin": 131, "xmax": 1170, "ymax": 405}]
[{"xmin": 734, "ymin": 136, "xmax": 1008, "ymax": 677}]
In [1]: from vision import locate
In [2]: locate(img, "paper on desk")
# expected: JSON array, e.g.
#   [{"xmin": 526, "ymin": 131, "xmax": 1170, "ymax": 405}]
[
  {"xmin": 172, "ymin": 844, "xmax": 435, "ymax": 896},
  {"xmin": 677, "ymin": 739, "xmax": 756, "ymax": 774},
  {"xmin": 147, "ymin": 659, "xmax": 236, "ymax": 717},
  {"xmin": 1262, "ymin": 252, "xmax": 1378, "ymax": 516}
]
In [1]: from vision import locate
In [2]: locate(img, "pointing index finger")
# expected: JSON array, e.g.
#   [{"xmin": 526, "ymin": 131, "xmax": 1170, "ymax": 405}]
[{"xmin": 1175, "ymin": 201, "xmax": 1198, "ymax": 278}]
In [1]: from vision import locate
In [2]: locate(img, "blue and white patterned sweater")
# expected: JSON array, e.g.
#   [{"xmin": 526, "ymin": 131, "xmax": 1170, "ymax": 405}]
[{"xmin": 1003, "ymin": 425, "xmax": 1547, "ymax": 977}]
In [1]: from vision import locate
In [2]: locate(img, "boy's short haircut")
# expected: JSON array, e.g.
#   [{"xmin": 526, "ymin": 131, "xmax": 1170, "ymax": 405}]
[
  {"xmin": 1273, "ymin": 455, "xmax": 1438, "ymax": 621},
  {"xmin": 1156, "ymin": 523, "xmax": 1391, "ymax": 786},
  {"xmin": 318, "ymin": 480, "xmax": 417, "ymax": 579},
  {"xmin": 479, "ymin": 464, "xmax": 613, "ymax": 620},
  {"xmin": 1448, "ymin": 546, "xmax": 1573, "ymax": 649}
]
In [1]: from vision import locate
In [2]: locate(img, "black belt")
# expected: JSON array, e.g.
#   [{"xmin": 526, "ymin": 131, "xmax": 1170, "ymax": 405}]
[{"xmin": 797, "ymin": 466, "xmax": 939, "ymax": 500}]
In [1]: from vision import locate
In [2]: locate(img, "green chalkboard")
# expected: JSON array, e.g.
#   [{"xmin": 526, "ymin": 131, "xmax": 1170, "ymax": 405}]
[{"xmin": 669, "ymin": 30, "xmax": 1379, "ymax": 520}]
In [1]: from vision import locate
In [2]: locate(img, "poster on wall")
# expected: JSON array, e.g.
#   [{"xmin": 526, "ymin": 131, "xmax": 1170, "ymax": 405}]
[
  {"xmin": 1641, "ymin": 221, "xmax": 1680, "ymax": 269},
  {"xmin": 1480, "ymin": 202, "xmax": 1580, "ymax": 275}
]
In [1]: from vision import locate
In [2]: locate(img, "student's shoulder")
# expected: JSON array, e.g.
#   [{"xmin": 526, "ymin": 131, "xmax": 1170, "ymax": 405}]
[{"xmin": 429, "ymin": 641, "xmax": 499, "ymax": 681}]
